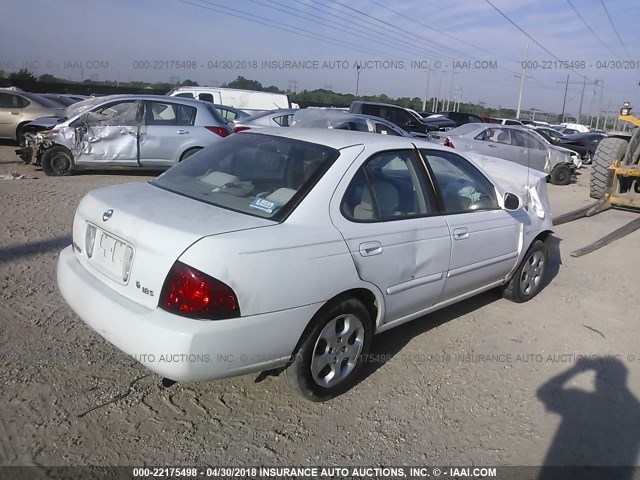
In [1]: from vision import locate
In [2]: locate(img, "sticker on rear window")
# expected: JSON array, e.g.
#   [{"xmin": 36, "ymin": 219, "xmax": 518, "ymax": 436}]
[{"xmin": 250, "ymin": 196, "xmax": 279, "ymax": 213}]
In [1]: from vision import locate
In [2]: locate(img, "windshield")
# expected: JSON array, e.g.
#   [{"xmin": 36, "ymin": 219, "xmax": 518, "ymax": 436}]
[
  {"xmin": 152, "ymin": 133, "xmax": 340, "ymax": 219},
  {"xmin": 64, "ymin": 96, "xmax": 108, "ymax": 119}
]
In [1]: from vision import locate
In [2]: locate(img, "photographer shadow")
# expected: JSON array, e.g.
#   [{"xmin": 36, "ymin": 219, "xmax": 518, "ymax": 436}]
[{"xmin": 537, "ymin": 357, "xmax": 640, "ymax": 480}]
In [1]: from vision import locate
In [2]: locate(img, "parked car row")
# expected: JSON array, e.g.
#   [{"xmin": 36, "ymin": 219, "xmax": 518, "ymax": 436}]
[{"xmin": 9, "ymin": 89, "xmax": 606, "ymax": 185}]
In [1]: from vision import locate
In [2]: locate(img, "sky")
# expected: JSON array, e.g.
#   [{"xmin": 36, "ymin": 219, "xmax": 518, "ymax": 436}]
[{"xmin": 2, "ymin": 0, "xmax": 640, "ymax": 117}]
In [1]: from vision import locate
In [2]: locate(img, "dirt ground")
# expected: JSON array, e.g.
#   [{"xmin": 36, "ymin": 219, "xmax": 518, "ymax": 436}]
[{"xmin": 1, "ymin": 141, "xmax": 639, "ymax": 469}]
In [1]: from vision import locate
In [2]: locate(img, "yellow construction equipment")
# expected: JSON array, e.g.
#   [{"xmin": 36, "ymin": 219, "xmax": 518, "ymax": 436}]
[{"xmin": 553, "ymin": 102, "xmax": 640, "ymax": 256}]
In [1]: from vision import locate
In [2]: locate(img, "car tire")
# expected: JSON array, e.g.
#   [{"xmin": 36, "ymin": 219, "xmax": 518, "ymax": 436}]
[
  {"xmin": 41, "ymin": 146, "xmax": 75, "ymax": 176},
  {"xmin": 590, "ymin": 137, "xmax": 628, "ymax": 199},
  {"xmin": 283, "ymin": 296, "xmax": 372, "ymax": 402},
  {"xmin": 501, "ymin": 239, "xmax": 548, "ymax": 303},
  {"xmin": 549, "ymin": 164, "xmax": 571, "ymax": 185},
  {"xmin": 179, "ymin": 147, "xmax": 202, "ymax": 162},
  {"xmin": 583, "ymin": 151, "xmax": 592, "ymax": 165}
]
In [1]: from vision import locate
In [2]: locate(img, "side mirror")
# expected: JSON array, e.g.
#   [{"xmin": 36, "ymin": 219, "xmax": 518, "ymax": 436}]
[{"xmin": 504, "ymin": 192, "xmax": 521, "ymax": 211}]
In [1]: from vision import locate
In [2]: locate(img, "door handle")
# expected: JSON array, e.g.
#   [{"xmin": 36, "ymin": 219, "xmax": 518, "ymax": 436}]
[
  {"xmin": 453, "ymin": 227, "xmax": 469, "ymax": 240},
  {"xmin": 359, "ymin": 241, "xmax": 382, "ymax": 256},
  {"xmin": 488, "ymin": 144, "xmax": 497, "ymax": 148},
  {"xmin": 177, "ymin": 129, "xmax": 190, "ymax": 135}
]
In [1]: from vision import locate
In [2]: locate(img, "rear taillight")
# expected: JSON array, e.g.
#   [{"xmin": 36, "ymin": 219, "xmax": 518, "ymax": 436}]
[
  {"xmin": 205, "ymin": 126, "xmax": 230, "ymax": 137},
  {"xmin": 85, "ymin": 224, "xmax": 97, "ymax": 258},
  {"xmin": 233, "ymin": 126, "xmax": 251, "ymax": 133},
  {"xmin": 443, "ymin": 138, "xmax": 455, "ymax": 148},
  {"xmin": 160, "ymin": 262, "xmax": 240, "ymax": 320}
]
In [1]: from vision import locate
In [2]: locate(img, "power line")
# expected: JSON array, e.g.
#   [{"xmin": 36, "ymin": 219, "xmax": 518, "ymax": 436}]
[
  {"xmin": 251, "ymin": 0, "xmax": 455, "ymax": 61},
  {"xmin": 599, "ymin": 0, "xmax": 632, "ymax": 58},
  {"xmin": 320, "ymin": 0, "xmax": 522, "ymax": 78},
  {"xmin": 323, "ymin": 0, "xmax": 473, "ymax": 61},
  {"xmin": 177, "ymin": 0, "xmax": 398, "ymax": 59},
  {"xmin": 367, "ymin": 0, "xmax": 518, "ymax": 63},
  {"xmin": 566, "ymin": 0, "xmax": 620, "ymax": 58},
  {"xmin": 295, "ymin": 0, "xmax": 467, "ymax": 62},
  {"xmin": 483, "ymin": 0, "xmax": 589, "ymax": 81}
]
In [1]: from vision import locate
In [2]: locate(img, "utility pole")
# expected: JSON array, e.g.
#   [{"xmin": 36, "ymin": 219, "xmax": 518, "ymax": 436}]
[
  {"xmin": 557, "ymin": 75, "xmax": 569, "ymax": 123},
  {"xmin": 355, "ymin": 64, "xmax": 361, "ymax": 98},
  {"xmin": 421, "ymin": 68, "xmax": 432, "ymax": 111},
  {"xmin": 577, "ymin": 76, "xmax": 587, "ymax": 124},
  {"xmin": 603, "ymin": 101, "xmax": 611, "ymax": 131},
  {"xmin": 556, "ymin": 77, "xmax": 598, "ymax": 124},
  {"xmin": 446, "ymin": 71, "xmax": 458, "ymax": 111},
  {"xmin": 516, "ymin": 43, "xmax": 529, "ymax": 119},
  {"xmin": 434, "ymin": 71, "xmax": 445, "ymax": 112},
  {"xmin": 596, "ymin": 80, "xmax": 604, "ymax": 129}
]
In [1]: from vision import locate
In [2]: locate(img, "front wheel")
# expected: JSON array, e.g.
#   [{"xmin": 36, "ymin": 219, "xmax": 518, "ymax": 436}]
[
  {"xmin": 549, "ymin": 164, "xmax": 571, "ymax": 185},
  {"xmin": 283, "ymin": 297, "xmax": 372, "ymax": 401},
  {"xmin": 41, "ymin": 146, "xmax": 74, "ymax": 176},
  {"xmin": 501, "ymin": 239, "xmax": 549, "ymax": 303}
]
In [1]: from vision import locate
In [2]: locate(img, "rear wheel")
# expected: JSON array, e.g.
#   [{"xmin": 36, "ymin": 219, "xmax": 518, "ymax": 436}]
[
  {"xmin": 550, "ymin": 164, "xmax": 571, "ymax": 185},
  {"xmin": 41, "ymin": 146, "xmax": 74, "ymax": 176},
  {"xmin": 502, "ymin": 239, "xmax": 548, "ymax": 303},
  {"xmin": 590, "ymin": 137, "xmax": 628, "ymax": 199},
  {"xmin": 179, "ymin": 147, "xmax": 202, "ymax": 162},
  {"xmin": 283, "ymin": 296, "xmax": 372, "ymax": 402}
]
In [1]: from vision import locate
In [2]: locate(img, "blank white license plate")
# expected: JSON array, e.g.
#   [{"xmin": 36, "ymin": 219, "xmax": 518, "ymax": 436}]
[{"xmin": 91, "ymin": 230, "xmax": 130, "ymax": 281}]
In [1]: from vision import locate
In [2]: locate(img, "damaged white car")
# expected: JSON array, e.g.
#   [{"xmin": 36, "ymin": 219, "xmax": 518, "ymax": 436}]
[
  {"xmin": 57, "ymin": 129, "xmax": 553, "ymax": 401},
  {"xmin": 17, "ymin": 95, "xmax": 233, "ymax": 176}
]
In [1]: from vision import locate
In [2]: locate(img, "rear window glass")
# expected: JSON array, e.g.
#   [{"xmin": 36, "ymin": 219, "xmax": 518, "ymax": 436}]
[
  {"xmin": 27, "ymin": 94, "xmax": 65, "ymax": 108},
  {"xmin": 445, "ymin": 124, "xmax": 480, "ymax": 136},
  {"xmin": 151, "ymin": 133, "xmax": 340, "ymax": 219}
]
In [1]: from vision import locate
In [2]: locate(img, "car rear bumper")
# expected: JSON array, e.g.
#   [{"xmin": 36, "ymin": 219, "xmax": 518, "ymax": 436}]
[{"xmin": 57, "ymin": 246, "xmax": 320, "ymax": 382}]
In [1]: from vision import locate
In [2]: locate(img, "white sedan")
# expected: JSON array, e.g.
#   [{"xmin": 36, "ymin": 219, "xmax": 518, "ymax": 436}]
[{"xmin": 57, "ymin": 129, "xmax": 553, "ymax": 401}]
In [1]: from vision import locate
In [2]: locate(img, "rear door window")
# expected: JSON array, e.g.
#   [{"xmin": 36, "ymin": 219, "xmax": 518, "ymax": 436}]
[
  {"xmin": 341, "ymin": 150, "xmax": 435, "ymax": 221},
  {"xmin": 145, "ymin": 102, "xmax": 197, "ymax": 126}
]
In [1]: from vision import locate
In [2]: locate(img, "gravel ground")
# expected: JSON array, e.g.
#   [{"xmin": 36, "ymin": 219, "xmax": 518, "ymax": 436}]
[{"xmin": 1, "ymin": 142, "xmax": 639, "ymax": 468}]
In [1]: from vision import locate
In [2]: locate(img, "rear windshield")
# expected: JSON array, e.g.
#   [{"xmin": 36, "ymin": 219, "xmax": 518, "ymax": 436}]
[
  {"xmin": 26, "ymin": 94, "xmax": 66, "ymax": 109},
  {"xmin": 446, "ymin": 124, "xmax": 480, "ymax": 136},
  {"xmin": 152, "ymin": 133, "xmax": 340, "ymax": 219}
]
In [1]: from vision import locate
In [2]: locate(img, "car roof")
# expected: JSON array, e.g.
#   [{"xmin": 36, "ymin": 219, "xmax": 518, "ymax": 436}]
[
  {"xmin": 82, "ymin": 94, "xmax": 209, "ymax": 107},
  {"xmin": 352, "ymin": 100, "xmax": 411, "ymax": 109},
  {"xmin": 243, "ymin": 126, "xmax": 444, "ymax": 150}
]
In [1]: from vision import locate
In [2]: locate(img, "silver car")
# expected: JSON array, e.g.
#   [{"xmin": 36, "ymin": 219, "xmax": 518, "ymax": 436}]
[
  {"xmin": 232, "ymin": 109, "xmax": 298, "ymax": 132},
  {"xmin": 428, "ymin": 124, "xmax": 577, "ymax": 185},
  {"xmin": 290, "ymin": 108, "xmax": 414, "ymax": 137},
  {"xmin": 19, "ymin": 95, "xmax": 232, "ymax": 176}
]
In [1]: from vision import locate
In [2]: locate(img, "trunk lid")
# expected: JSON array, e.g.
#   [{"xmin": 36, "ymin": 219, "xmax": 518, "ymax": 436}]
[{"xmin": 72, "ymin": 182, "xmax": 273, "ymax": 309}]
